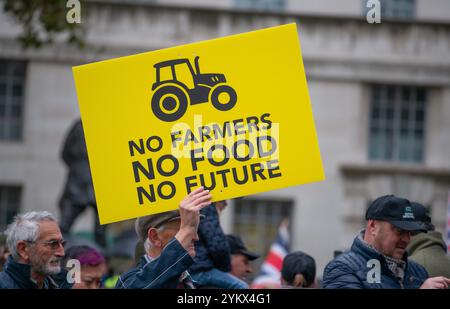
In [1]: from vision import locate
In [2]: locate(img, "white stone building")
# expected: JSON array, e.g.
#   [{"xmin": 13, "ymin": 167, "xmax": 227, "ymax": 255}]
[{"xmin": 0, "ymin": 0, "xmax": 449, "ymax": 278}]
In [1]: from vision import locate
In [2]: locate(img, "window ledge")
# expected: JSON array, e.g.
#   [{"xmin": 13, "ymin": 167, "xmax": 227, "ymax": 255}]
[{"xmin": 340, "ymin": 163, "xmax": 450, "ymax": 180}]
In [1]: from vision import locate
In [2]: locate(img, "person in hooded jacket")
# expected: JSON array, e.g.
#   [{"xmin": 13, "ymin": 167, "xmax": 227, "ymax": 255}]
[{"xmin": 407, "ymin": 202, "xmax": 450, "ymax": 278}]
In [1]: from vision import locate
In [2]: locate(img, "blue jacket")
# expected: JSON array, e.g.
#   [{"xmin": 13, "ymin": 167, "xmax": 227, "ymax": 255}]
[
  {"xmin": 0, "ymin": 256, "xmax": 73, "ymax": 289},
  {"xmin": 323, "ymin": 235, "xmax": 428, "ymax": 289},
  {"xmin": 116, "ymin": 238, "xmax": 194, "ymax": 289},
  {"xmin": 189, "ymin": 204, "xmax": 231, "ymax": 274}
]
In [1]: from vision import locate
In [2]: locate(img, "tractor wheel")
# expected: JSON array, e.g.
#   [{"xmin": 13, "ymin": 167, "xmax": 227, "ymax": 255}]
[
  {"xmin": 151, "ymin": 85, "xmax": 189, "ymax": 122},
  {"xmin": 210, "ymin": 85, "xmax": 237, "ymax": 111}
]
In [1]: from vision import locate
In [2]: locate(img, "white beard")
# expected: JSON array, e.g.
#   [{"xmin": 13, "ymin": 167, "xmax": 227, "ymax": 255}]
[
  {"xmin": 43, "ymin": 260, "xmax": 62, "ymax": 275},
  {"xmin": 32, "ymin": 256, "xmax": 62, "ymax": 276}
]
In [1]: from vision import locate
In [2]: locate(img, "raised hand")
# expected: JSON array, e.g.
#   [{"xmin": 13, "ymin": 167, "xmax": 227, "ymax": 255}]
[{"xmin": 175, "ymin": 187, "xmax": 212, "ymax": 253}]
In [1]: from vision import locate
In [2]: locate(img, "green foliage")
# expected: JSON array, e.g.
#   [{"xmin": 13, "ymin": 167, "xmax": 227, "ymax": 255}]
[{"xmin": 3, "ymin": 0, "xmax": 85, "ymax": 48}]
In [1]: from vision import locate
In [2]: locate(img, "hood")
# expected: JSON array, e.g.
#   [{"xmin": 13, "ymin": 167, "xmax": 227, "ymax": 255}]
[{"xmin": 407, "ymin": 231, "xmax": 446, "ymax": 255}]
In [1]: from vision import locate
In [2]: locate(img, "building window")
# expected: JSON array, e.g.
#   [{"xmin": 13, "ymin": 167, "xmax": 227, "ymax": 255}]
[
  {"xmin": 234, "ymin": 0, "xmax": 285, "ymax": 11},
  {"xmin": 0, "ymin": 60, "xmax": 27, "ymax": 141},
  {"xmin": 364, "ymin": 0, "xmax": 416, "ymax": 19},
  {"xmin": 368, "ymin": 85, "xmax": 427, "ymax": 163},
  {"xmin": 233, "ymin": 198, "xmax": 292, "ymax": 280},
  {"xmin": 383, "ymin": 0, "xmax": 416, "ymax": 18},
  {"xmin": 0, "ymin": 185, "xmax": 22, "ymax": 231}
]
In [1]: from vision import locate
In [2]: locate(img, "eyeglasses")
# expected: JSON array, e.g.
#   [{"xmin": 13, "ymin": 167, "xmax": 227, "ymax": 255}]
[{"xmin": 26, "ymin": 239, "xmax": 66, "ymax": 250}]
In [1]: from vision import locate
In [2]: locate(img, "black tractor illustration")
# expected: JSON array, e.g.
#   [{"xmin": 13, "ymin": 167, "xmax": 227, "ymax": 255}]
[{"xmin": 151, "ymin": 56, "xmax": 237, "ymax": 122}]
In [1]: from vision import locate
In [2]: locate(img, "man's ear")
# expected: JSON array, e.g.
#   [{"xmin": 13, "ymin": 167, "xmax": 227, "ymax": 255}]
[
  {"xmin": 367, "ymin": 220, "xmax": 377, "ymax": 235},
  {"xmin": 16, "ymin": 241, "xmax": 30, "ymax": 261},
  {"xmin": 147, "ymin": 228, "xmax": 162, "ymax": 248}
]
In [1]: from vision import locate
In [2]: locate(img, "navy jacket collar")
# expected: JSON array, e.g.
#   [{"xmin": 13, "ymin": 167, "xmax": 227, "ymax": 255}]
[
  {"xmin": 3, "ymin": 255, "xmax": 66, "ymax": 289},
  {"xmin": 4, "ymin": 256, "xmax": 39, "ymax": 289}
]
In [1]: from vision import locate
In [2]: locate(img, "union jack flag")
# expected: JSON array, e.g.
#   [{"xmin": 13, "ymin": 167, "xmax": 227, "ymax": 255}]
[{"xmin": 251, "ymin": 219, "xmax": 290, "ymax": 289}]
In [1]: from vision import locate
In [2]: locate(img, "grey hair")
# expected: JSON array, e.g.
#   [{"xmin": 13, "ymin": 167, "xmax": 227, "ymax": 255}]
[
  {"xmin": 143, "ymin": 238, "xmax": 152, "ymax": 253},
  {"xmin": 5, "ymin": 211, "xmax": 57, "ymax": 260},
  {"xmin": 143, "ymin": 225, "xmax": 168, "ymax": 253}
]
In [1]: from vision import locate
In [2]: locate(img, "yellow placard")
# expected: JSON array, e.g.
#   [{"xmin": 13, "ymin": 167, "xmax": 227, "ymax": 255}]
[{"xmin": 73, "ymin": 23, "xmax": 325, "ymax": 224}]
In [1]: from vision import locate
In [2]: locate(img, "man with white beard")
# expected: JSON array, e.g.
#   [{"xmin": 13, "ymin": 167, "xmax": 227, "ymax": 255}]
[{"xmin": 0, "ymin": 211, "xmax": 72, "ymax": 289}]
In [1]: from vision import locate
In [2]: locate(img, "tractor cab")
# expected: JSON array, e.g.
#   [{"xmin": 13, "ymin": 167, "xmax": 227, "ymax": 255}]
[
  {"xmin": 150, "ymin": 56, "xmax": 237, "ymax": 122},
  {"xmin": 152, "ymin": 58, "xmax": 194, "ymax": 90},
  {"xmin": 152, "ymin": 57, "xmax": 225, "ymax": 90}
]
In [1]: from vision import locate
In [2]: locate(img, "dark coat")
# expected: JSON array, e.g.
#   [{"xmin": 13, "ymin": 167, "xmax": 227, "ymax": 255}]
[
  {"xmin": 0, "ymin": 256, "xmax": 73, "ymax": 289},
  {"xmin": 188, "ymin": 204, "xmax": 231, "ymax": 274},
  {"xmin": 323, "ymin": 235, "xmax": 428, "ymax": 289}
]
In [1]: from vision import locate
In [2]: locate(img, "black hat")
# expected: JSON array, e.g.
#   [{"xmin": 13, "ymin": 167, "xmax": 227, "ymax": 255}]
[
  {"xmin": 365, "ymin": 195, "xmax": 427, "ymax": 232},
  {"xmin": 226, "ymin": 235, "xmax": 259, "ymax": 260},
  {"xmin": 411, "ymin": 202, "xmax": 435, "ymax": 231}
]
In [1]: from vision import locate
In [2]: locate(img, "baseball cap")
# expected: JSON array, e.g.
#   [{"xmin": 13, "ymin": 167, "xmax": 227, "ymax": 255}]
[
  {"xmin": 226, "ymin": 234, "xmax": 259, "ymax": 260},
  {"xmin": 365, "ymin": 195, "xmax": 427, "ymax": 232}
]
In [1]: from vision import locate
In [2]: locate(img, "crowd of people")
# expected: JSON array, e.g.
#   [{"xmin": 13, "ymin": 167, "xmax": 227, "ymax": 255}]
[{"xmin": 0, "ymin": 188, "xmax": 449, "ymax": 289}]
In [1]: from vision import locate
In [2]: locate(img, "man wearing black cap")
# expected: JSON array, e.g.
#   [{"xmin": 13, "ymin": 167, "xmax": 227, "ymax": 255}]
[
  {"xmin": 115, "ymin": 187, "xmax": 211, "ymax": 289},
  {"xmin": 323, "ymin": 195, "xmax": 450, "ymax": 289},
  {"xmin": 226, "ymin": 234, "xmax": 259, "ymax": 282},
  {"xmin": 407, "ymin": 202, "xmax": 450, "ymax": 278}
]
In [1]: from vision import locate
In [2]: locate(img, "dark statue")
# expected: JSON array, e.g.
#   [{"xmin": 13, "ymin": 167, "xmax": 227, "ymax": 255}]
[{"xmin": 59, "ymin": 119, "xmax": 107, "ymax": 247}]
